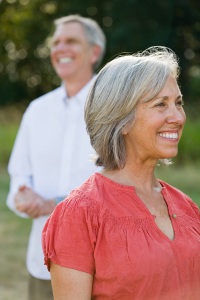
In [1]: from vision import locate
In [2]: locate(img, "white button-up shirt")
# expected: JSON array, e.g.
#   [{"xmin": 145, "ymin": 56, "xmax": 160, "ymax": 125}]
[{"xmin": 6, "ymin": 78, "xmax": 99, "ymax": 279}]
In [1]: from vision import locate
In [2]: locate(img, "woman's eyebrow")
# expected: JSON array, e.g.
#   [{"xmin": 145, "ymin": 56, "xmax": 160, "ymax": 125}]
[{"xmin": 153, "ymin": 94, "xmax": 183, "ymax": 101}]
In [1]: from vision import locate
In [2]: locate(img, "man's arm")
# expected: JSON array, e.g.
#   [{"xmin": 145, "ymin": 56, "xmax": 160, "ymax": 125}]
[
  {"xmin": 14, "ymin": 186, "xmax": 57, "ymax": 218},
  {"xmin": 6, "ymin": 109, "xmax": 33, "ymax": 217}
]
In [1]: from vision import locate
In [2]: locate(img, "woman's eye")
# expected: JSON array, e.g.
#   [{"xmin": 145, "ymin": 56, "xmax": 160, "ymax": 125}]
[
  {"xmin": 177, "ymin": 100, "xmax": 184, "ymax": 106},
  {"xmin": 156, "ymin": 102, "xmax": 165, "ymax": 107}
]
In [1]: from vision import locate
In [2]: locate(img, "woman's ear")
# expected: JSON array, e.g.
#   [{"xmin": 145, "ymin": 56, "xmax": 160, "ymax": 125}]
[
  {"xmin": 121, "ymin": 123, "xmax": 130, "ymax": 135},
  {"xmin": 122, "ymin": 118, "xmax": 135, "ymax": 135}
]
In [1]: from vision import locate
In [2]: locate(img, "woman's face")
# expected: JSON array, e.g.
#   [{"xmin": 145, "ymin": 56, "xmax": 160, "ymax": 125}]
[{"xmin": 123, "ymin": 75, "xmax": 186, "ymax": 165}]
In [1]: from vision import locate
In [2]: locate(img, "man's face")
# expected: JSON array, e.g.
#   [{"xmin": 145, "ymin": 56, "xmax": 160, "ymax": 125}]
[{"xmin": 50, "ymin": 22, "xmax": 97, "ymax": 81}]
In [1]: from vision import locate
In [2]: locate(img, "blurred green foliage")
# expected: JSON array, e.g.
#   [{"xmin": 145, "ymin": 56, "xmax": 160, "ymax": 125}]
[
  {"xmin": 177, "ymin": 115, "xmax": 200, "ymax": 163},
  {"xmin": 0, "ymin": 0, "xmax": 200, "ymax": 107},
  {"xmin": 0, "ymin": 0, "xmax": 199, "ymax": 165},
  {"xmin": 0, "ymin": 123, "xmax": 19, "ymax": 165},
  {"xmin": 0, "ymin": 104, "xmax": 199, "ymax": 167},
  {"xmin": 0, "ymin": 105, "xmax": 23, "ymax": 166}
]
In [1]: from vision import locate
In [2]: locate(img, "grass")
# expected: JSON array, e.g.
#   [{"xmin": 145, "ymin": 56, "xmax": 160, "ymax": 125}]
[
  {"xmin": 0, "ymin": 104, "xmax": 24, "ymax": 167},
  {"xmin": 0, "ymin": 167, "xmax": 31, "ymax": 300},
  {"xmin": 0, "ymin": 163, "xmax": 199, "ymax": 299},
  {"xmin": 0, "ymin": 105, "xmax": 199, "ymax": 298}
]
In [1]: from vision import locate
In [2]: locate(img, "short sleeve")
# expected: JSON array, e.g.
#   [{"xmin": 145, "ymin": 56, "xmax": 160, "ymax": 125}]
[{"xmin": 42, "ymin": 192, "xmax": 97, "ymax": 275}]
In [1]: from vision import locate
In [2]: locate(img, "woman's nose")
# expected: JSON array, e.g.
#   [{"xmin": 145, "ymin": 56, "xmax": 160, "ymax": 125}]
[{"xmin": 167, "ymin": 105, "xmax": 186, "ymax": 125}]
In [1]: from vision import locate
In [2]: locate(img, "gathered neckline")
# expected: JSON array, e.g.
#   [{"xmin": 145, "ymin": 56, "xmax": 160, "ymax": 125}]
[{"xmin": 95, "ymin": 172, "xmax": 165, "ymax": 192}]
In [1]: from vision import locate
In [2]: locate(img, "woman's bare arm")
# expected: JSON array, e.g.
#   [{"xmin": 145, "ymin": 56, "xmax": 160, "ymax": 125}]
[{"xmin": 50, "ymin": 262, "xmax": 93, "ymax": 300}]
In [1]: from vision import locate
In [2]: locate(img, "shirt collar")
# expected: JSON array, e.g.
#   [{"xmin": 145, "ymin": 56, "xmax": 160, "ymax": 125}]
[{"xmin": 61, "ymin": 75, "xmax": 97, "ymax": 105}]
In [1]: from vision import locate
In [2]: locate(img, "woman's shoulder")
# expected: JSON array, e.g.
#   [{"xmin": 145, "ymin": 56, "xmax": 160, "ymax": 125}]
[
  {"xmin": 160, "ymin": 180, "xmax": 199, "ymax": 218},
  {"xmin": 53, "ymin": 173, "xmax": 107, "ymax": 217}
]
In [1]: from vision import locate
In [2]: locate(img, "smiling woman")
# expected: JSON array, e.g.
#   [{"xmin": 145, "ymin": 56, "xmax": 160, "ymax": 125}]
[
  {"xmin": 125, "ymin": 75, "xmax": 186, "ymax": 163},
  {"xmin": 42, "ymin": 46, "xmax": 200, "ymax": 300}
]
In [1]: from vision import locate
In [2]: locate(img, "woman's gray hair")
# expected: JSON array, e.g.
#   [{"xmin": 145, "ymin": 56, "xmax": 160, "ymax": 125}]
[
  {"xmin": 54, "ymin": 15, "xmax": 106, "ymax": 70},
  {"xmin": 85, "ymin": 46, "xmax": 180, "ymax": 170}
]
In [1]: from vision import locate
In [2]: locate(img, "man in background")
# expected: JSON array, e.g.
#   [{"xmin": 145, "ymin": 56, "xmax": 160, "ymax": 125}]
[{"xmin": 6, "ymin": 14, "xmax": 106, "ymax": 300}]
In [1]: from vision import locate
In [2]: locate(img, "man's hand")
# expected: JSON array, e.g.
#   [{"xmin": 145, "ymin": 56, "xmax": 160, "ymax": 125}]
[{"xmin": 14, "ymin": 186, "xmax": 56, "ymax": 218}]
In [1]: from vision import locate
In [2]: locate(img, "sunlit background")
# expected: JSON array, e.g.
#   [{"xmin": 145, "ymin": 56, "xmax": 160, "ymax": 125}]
[
  {"xmin": 0, "ymin": 2, "xmax": 200, "ymax": 299},
  {"xmin": 0, "ymin": 0, "xmax": 200, "ymax": 110}
]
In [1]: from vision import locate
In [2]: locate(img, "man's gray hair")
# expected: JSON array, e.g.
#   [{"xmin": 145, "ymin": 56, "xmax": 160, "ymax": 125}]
[{"xmin": 54, "ymin": 15, "xmax": 106, "ymax": 70}]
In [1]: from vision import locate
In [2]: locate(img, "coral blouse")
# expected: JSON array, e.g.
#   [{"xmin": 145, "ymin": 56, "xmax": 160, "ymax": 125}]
[{"xmin": 42, "ymin": 173, "xmax": 200, "ymax": 300}]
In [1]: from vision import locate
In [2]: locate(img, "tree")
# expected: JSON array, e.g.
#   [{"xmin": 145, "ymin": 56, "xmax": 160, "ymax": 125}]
[{"xmin": 0, "ymin": 0, "xmax": 200, "ymax": 110}]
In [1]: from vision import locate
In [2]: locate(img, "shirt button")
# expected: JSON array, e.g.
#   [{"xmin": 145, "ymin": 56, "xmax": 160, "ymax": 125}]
[{"xmin": 172, "ymin": 214, "xmax": 177, "ymax": 219}]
